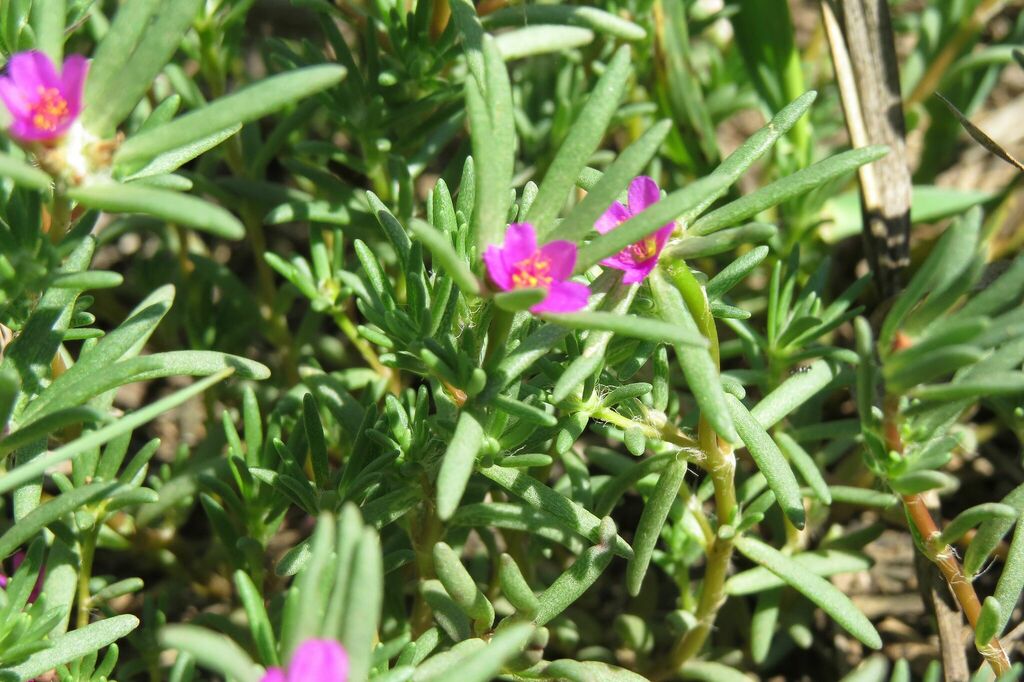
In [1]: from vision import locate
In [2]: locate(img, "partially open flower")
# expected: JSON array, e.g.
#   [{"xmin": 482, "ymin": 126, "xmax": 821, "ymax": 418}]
[
  {"xmin": 595, "ymin": 176, "xmax": 674, "ymax": 284},
  {"xmin": 484, "ymin": 222, "xmax": 590, "ymax": 314},
  {"xmin": 261, "ymin": 639, "xmax": 349, "ymax": 682},
  {"xmin": 0, "ymin": 51, "xmax": 88, "ymax": 142}
]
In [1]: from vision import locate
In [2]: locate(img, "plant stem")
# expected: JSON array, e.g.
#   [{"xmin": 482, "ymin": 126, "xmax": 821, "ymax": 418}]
[
  {"xmin": 884, "ymin": 395, "xmax": 1011, "ymax": 675},
  {"xmin": 330, "ymin": 307, "xmax": 400, "ymax": 395},
  {"xmin": 77, "ymin": 528, "xmax": 98, "ymax": 629},
  {"xmin": 660, "ymin": 263, "xmax": 738, "ymax": 672}
]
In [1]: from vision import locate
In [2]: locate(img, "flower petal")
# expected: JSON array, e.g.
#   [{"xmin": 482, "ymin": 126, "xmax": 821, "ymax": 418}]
[
  {"xmin": 287, "ymin": 639, "xmax": 349, "ymax": 682},
  {"xmin": 260, "ymin": 668, "xmax": 286, "ymax": 682},
  {"xmin": 532, "ymin": 280, "xmax": 589, "ymax": 313},
  {"xmin": 8, "ymin": 51, "xmax": 59, "ymax": 92},
  {"xmin": 620, "ymin": 258, "xmax": 657, "ymax": 284},
  {"xmin": 538, "ymin": 240, "xmax": 577, "ymax": 279},
  {"xmin": 594, "ymin": 201, "xmax": 629, "ymax": 234},
  {"xmin": 0, "ymin": 77, "xmax": 30, "ymax": 116},
  {"xmin": 483, "ymin": 244, "xmax": 512, "ymax": 291},
  {"xmin": 652, "ymin": 222, "xmax": 674, "ymax": 252},
  {"xmin": 502, "ymin": 222, "xmax": 537, "ymax": 263},
  {"xmin": 627, "ymin": 176, "xmax": 661, "ymax": 214},
  {"xmin": 60, "ymin": 55, "xmax": 89, "ymax": 114}
]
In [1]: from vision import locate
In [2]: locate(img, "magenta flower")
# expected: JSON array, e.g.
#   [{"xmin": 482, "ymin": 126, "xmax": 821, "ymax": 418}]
[
  {"xmin": 261, "ymin": 639, "xmax": 349, "ymax": 682},
  {"xmin": 595, "ymin": 176, "xmax": 674, "ymax": 284},
  {"xmin": 0, "ymin": 51, "xmax": 88, "ymax": 142},
  {"xmin": 483, "ymin": 223, "xmax": 589, "ymax": 314}
]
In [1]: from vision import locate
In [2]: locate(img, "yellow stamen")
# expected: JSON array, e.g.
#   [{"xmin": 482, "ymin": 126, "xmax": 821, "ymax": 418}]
[
  {"xmin": 29, "ymin": 86, "xmax": 69, "ymax": 132},
  {"xmin": 511, "ymin": 251, "xmax": 554, "ymax": 289}
]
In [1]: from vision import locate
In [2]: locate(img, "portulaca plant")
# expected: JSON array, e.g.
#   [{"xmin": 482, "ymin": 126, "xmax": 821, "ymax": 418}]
[{"xmin": 0, "ymin": 1, "xmax": 1022, "ymax": 682}]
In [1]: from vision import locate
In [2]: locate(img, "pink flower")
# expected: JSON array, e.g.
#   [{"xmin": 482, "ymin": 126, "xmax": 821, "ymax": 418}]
[
  {"xmin": 261, "ymin": 639, "xmax": 349, "ymax": 682},
  {"xmin": 0, "ymin": 551, "xmax": 44, "ymax": 601},
  {"xmin": 595, "ymin": 176, "xmax": 674, "ymax": 284},
  {"xmin": 483, "ymin": 223, "xmax": 589, "ymax": 314},
  {"xmin": 0, "ymin": 51, "xmax": 88, "ymax": 142}
]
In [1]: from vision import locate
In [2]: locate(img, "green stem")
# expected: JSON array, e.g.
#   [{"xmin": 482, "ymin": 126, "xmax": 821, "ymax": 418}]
[
  {"xmin": 330, "ymin": 308, "xmax": 400, "ymax": 394},
  {"xmin": 77, "ymin": 527, "xmax": 98, "ymax": 629}
]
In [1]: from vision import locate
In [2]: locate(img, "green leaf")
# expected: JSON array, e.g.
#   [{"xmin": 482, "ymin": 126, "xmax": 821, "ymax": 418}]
[
  {"xmin": 0, "ymin": 151, "xmax": 51, "ymax": 190},
  {"xmin": 436, "ymin": 412, "xmax": 484, "ymax": 520},
  {"xmin": 965, "ymin": 482, "xmax": 1024, "ymax": 578},
  {"xmin": 528, "ymin": 45, "xmax": 632, "ymax": 233},
  {"xmin": 409, "ymin": 219, "xmax": 481, "ymax": 296},
  {"xmin": 418, "ymin": 622, "xmax": 533, "ymax": 682},
  {"xmin": 691, "ymin": 146, "xmax": 889, "ymax": 235},
  {"xmin": 889, "ymin": 470, "xmax": 957, "ymax": 495},
  {"xmin": 626, "ymin": 457, "xmax": 686, "ymax": 596},
  {"xmin": 544, "ymin": 311, "xmax": 707, "ymax": 347},
  {"xmin": 479, "ymin": 465, "xmax": 633, "ymax": 558},
  {"xmin": 466, "ymin": 35, "xmax": 515, "ymax": 254},
  {"xmin": 554, "ymin": 121, "xmax": 672, "ymax": 243},
  {"xmin": 536, "ymin": 518, "xmax": 617, "ymax": 624},
  {"xmin": 341, "ymin": 527, "xmax": 383, "ymax": 682},
  {"xmin": 679, "ymin": 661, "xmax": 751, "ymax": 682},
  {"xmin": 544, "ymin": 660, "xmax": 650, "ymax": 682},
  {"xmin": 0, "ymin": 406, "xmax": 107, "ymax": 458},
  {"xmin": 995, "ymin": 520, "xmax": 1024, "ymax": 636},
  {"xmin": 909, "ymin": 374, "xmax": 1024, "ymax": 402},
  {"xmin": 726, "ymin": 548, "xmax": 872, "ymax": 595},
  {"xmin": 159, "ymin": 624, "xmax": 260, "ymax": 682},
  {"xmin": 976, "ymin": 596, "xmax": 1002, "ymax": 648},
  {"xmin": 727, "ymin": 395, "xmax": 805, "ymax": 529},
  {"xmin": 649, "ymin": 269, "xmax": 738, "ymax": 444},
  {"xmin": 498, "ymin": 554, "xmax": 540, "ymax": 618},
  {"xmin": 83, "ymin": 0, "xmax": 203, "ymax": 135},
  {"xmin": 5, "ymin": 615, "xmax": 139, "ymax": 680},
  {"xmin": 750, "ymin": 360, "xmax": 842, "ymax": 430},
  {"xmin": 0, "ymin": 370, "xmax": 233, "ymax": 495},
  {"xmin": 576, "ymin": 174, "xmax": 728, "ymax": 273},
  {"xmin": 706, "ymin": 245, "xmax": 770, "ymax": 300},
  {"xmin": 483, "ymin": 5, "xmax": 646, "ymax": 41},
  {"xmin": 67, "ymin": 184, "xmax": 244, "ymax": 240},
  {"xmin": 494, "ymin": 25, "xmax": 594, "ymax": 60},
  {"xmin": 122, "ymin": 125, "xmax": 242, "ymax": 180},
  {"xmin": 0, "ymin": 481, "xmax": 118, "ymax": 559},
  {"xmin": 733, "ymin": 536, "xmax": 881, "ymax": 648},
  {"xmin": 233, "ymin": 571, "xmax": 279, "ymax": 667},
  {"xmin": 775, "ymin": 432, "xmax": 831, "ymax": 505},
  {"xmin": 449, "ymin": 502, "xmax": 585, "ymax": 554},
  {"xmin": 494, "ymin": 288, "xmax": 546, "ymax": 312},
  {"xmin": 115, "ymin": 65, "xmax": 347, "ymax": 165},
  {"xmin": 939, "ymin": 504, "xmax": 1018, "ymax": 546},
  {"xmin": 433, "ymin": 543, "xmax": 494, "ymax": 632},
  {"xmin": 667, "ymin": 222, "xmax": 777, "ymax": 259}
]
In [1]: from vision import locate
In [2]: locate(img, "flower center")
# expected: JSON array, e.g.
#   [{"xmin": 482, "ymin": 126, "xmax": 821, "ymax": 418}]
[
  {"xmin": 29, "ymin": 86, "xmax": 70, "ymax": 132},
  {"xmin": 628, "ymin": 236, "xmax": 659, "ymax": 263},
  {"xmin": 511, "ymin": 251, "xmax": 554, "ymax": 289}
]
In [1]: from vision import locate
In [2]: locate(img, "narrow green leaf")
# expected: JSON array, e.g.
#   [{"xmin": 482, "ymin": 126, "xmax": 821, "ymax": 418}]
[
  {"xmin": 483, "ymin": 5, "xmax": 647, "ymax": 41},
  {"xmin": 536, "ymin": 518, "xmax": 617, "ymax": 624},
  {"xmin": 976, "ymin": 596, "xmax": 1002, "ymax": 648},
  {"xmin": 436, "ymin": 412, "xmax": 484, "ymax": 520},
  {"xmin": 0, "ymin": 481, "xmax": 117, "ymax": 558},
  {"xmin": 544, "ymin": 311, "xmax": 707, "ymax": 347},
  {"xmin": 544, "ymin": 660, "xmax": 650, "ymax": 682},
  {"xmin": 233, "ymin": 571, "xmax": 279, "ymax": 667},
  {"xmin": 115, "ymin": 65, "xmax": 347, "ymax": 165},
  {"xmin": 479, "ymin": 465, "xmax": 633, "ymax": 558},
  {"xmin": 553, "ymin": 121, "xmax": 672, "ymax": 243},
  {"xmin": 67, "ymin": 184, "xmax": 244, "ymax": 240},
  {"xmin": 418, "ymin": 622, "xmax": 533, "ymax": 682},
  {"xmin": 626, "ymin": 457, "xmax": 686, "ymax": 596},
  {"xmin": 0, "ymin": 371, "xmax": 233, "ymax": 495},
  {"xmin": 433, "ymin": 542, "xmax": 494, "ymax": 631},
  {"xmin": 939, "ymin": 504, "xmax": 1018, "ymax": 546},
  {"xmin": 910, "ymin": 374, "xmax": 1024, "ymax": 402},
  {"xmin": 123, "ymin": 124, "xmax": 241, "ymax": 180},
  {"xmin": 752, "ymin": 360, "xmax": 842, "ymax": 429},
  {"xmin": 6, "ymin": 615, "xmax": 139, "ymax": 680},
  {"xmin": 494, "ymin": 25, "xmax": 594, "ymax": 60},
  {"xmin": 341, "ymin": 527, "xmax": 383, "ymax": 682},
  {"xmin": 529, "ymin": 45, "xmax": 632, "ymax": 232},
  {"xmin": 727, "ymin": 395, "xmax": 805, "ymax": 529},
  {"xmin": 160, "ymin": 624, "xmax": 260, "ymax": 682},
  {"xmin": 649, "ymin": 269, "xmax": 738, "ymax": 443},
  {"xmin": 691, "ymin": 146, "xmax": 889, "ymax": 235},
  {"xmin": 965, "ymin": 482, "xmax": 1024, "ymax": 578},
  {"xmin": 0, "ymin": 152, "xmax": 51, "ymax": 190},
  {"xmin": 734, "ymin": 536, "xmax": 881, "ymax": 648},
  {"xmin": 995, "ymin": 520, "xmax": 1024, "ymax": 636},
  {"xmin": 498, "ymin": 554, "xmax": 539, "ymax": 618},
  {"xmin": 409, "ymin": 219, "xmax": 481, "ymax": 296},
  {"xmin": 726, "ymin": 549, "xmax": 871, "ymax": 595},
  {"xmin": 889, "ymin": 470, "xmax": 957, "ymax": 495},
  {"xmin": 577, "ymin": 174, "xmax": 728, "ymax": 273},
  {"xmin": 774, "ymin": 432, "xmax": 831, "ymax": 504},
  {"xmin": 494, "ymin": 288, "xmax": 546, "ymax": 312},
  {"xmin": 706, "ymin": 245, "xmax": 770, "ymax": 300},
  {"xmin": 679, "ymin": 661, "xmax": 751, "ymax": 682}
]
